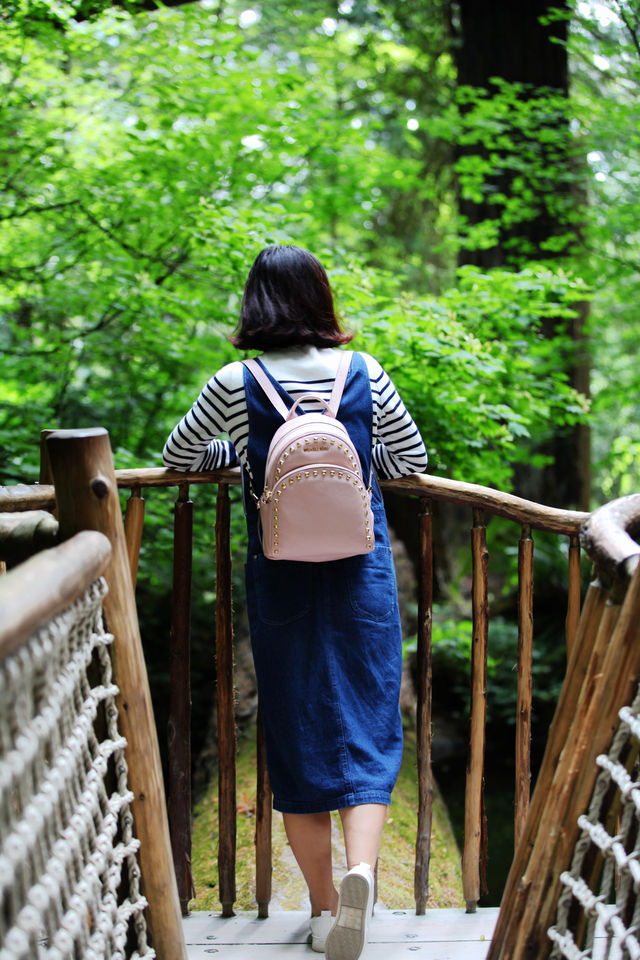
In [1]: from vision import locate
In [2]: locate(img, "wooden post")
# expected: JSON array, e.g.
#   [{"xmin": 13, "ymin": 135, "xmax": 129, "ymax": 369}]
[
  {"xmin": 215, "ymin": 481, "xmax": 236, "ymax": 917},
  {"xmin": 124, "ymin": 485, "xmax": 145, "ymax": 588},
  {"xmin": 414, "ymin": 497, "xmax": 434, "ymax": 915},
  {"xmin": 566, "ymin": 533, "xmax": 581, "ymax": 658},
  {"xmin": 515, "ymin": 524, "xmax": 534, "ymax": 847},
  {"xmin": 462, "ymin": 509, "xmax": 489, "ymax": 913},
  {"xmin": 255, "ymin": 709, "xmax": 272, "ymax": 918},
  {"xmin": 46, "ymin": 428, "xmax": 187, "ymax": 960},
  {"xmin": 39, "ymin": 429, "xmax": 55, "ymax": 485},
  {"xmin": 497, "ymin": 565, "xmax": 640, "ymax": 959},
  {"xmin": 488, "ymin": 579, "xmax": 610, "ymax": 960},
  {"xmin": 168, "ymin": 482, "xmax": 194, "ymax": 915}
]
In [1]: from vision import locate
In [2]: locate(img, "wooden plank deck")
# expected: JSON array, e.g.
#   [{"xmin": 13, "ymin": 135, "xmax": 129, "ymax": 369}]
[{"xmin": 182, "ymin": 907, "xmax": 500, "ymax": 959}]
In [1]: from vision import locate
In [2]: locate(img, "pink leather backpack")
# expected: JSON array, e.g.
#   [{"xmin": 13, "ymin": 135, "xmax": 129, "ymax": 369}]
[{"xmin": 243, "ymin": 352, "xmax": 375, "ymax": 562}]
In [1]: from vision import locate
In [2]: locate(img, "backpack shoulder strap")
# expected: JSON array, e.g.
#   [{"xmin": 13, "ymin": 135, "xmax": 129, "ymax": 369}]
[
  {"xmin": 326, "ymin": 351, "xmax": 353, "ymax": 417},
  {"xmin": 244, "ymin": 351, "xmax": 353, "ymax": 421},
  {"xmin": 243, "ymin": 358, "xmax": 290, "ymax": 421}
]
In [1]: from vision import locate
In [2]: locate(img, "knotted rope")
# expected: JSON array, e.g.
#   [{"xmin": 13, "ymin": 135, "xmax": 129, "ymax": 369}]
[
  {"xmin": 0, "ymin": 578, "xmax": 154, "ymax": 959},
  {"xmin": 549, "ymin": 687, "xmax": 640, "ymax": 959}
]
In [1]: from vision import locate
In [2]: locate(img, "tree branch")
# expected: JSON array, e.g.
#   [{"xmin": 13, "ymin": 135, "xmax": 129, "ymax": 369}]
[
  {"xmin": 614, "ymin": 0, "xmax": 640, "ymax": 60},
  {"xmin": 0, "ymin": 199, "xmax": 81, "ymax": 220},
  {"xmin": 79, "ymin": 203, "xmax": 191, "ymax": 283},
  {"xmin": 8, "ymin": 304, "xmax": 125, "ymax": 358}
]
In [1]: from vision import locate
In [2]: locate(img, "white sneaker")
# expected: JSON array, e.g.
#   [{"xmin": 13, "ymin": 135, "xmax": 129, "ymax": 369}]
[
  {"xmin": 325, "ymin": 863, "xmax": 373, "ymax": 960},
  {"xmin": 310, "ymin": 910, "xmax": 335, "ymax": 952}
]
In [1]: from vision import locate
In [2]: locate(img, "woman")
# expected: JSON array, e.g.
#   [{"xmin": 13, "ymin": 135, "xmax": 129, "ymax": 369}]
[{"xmin": 163, "ymin": 245, "xmax": 428, "ymax": 960}]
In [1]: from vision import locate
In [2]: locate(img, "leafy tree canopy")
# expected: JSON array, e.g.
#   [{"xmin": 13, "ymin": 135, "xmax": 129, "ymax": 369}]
[{"xmin": 1, "ymin": 0, "xmax": 597, "ymax": 499}]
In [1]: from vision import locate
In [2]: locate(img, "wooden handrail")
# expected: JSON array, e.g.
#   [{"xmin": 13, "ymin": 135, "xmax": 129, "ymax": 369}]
[
  {"xmin": 255, "ymin": 708, "xmax": 273, "ymax": 918},
  {"xmin": 0, "ymin": 529, "xmax": 111, "ymax": 657},
  {"xmin": 382, "ymin": 474, "xmax": 589, "ymax": 533},
  {"xmin": 0, "ymin": 482, "xmax": 57, "ymax": 512},
  {"xmin": 580, "ymin": 492, "xmax": 640, "ymax": 583},
  {"xmin": 0, "ymin": 467, "xmax": 589, "ymax": 534},
  {"xmin": 0, "ymin": 509, "xmax": 59, "ymax": 565}
]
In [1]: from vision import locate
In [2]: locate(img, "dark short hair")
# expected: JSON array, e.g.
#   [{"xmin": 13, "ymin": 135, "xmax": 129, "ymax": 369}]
[{"xmin": 230, "ymin": 245, "xmax": 353, "ymax": 350}]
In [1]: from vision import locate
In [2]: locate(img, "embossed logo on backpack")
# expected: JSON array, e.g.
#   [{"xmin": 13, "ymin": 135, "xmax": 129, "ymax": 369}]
[{"xmin": 303, "ymin": 437, "xmax": 330, "ymax": 452}]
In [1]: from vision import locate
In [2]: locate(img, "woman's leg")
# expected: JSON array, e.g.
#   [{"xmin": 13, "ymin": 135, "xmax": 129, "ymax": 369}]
[
  {"xmin": 282, "ymin": 812, "xmax": 339, "ymax": 916},
  {"xmin": 325, "ymin": 805, "xmax": 386, "ymax": 960},
  {"xmin": 339, "ymin": 803, "xmax": 388, "ymax": 869}
]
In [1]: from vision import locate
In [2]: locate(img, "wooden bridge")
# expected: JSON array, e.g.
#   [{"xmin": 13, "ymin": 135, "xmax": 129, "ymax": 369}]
[
  {"xmin": 1, "ymin": 427, "xmax": 639, "ymax": 959},
  {"xmin": 180, "ymin": 907, "xmax": 500, "ymax": 957}
]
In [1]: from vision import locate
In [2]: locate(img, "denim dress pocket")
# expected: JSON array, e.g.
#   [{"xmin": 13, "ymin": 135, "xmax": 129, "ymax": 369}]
[
  {"xmin": 247, "ymin": 555, "xmax": 313, "ymax": 626},
  {"xmin": 345, "ymin": 545, "xmax": 397, "ymax": 623}
]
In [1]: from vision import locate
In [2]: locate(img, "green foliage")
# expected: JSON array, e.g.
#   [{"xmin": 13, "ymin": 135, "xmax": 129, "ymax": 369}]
[
  {"xmin": 0, "ymin": 3, "xmax": 275, "ymax": 478},
  {"xmin": 437, "ymin": 78, "xmax": 582, "ymax": 262},
  {"xmin": 336, "ymin": 260, "xmax": 589, "ymax": 487},
  {"xmin": 404, "ymin": 602, "xmax": 563, "ymax": 736},
  {"xmin": 403, "ymin": 510, "xmax": 588, "ymax": 748},
  {"xmin": 421, "ymin": 0, "xmax": 640, "ymax": 498},
  {"xmin": 565, "ymin": 0, "xmax": 640, "ymax": 499},
  {"xmin": 415, "ymin": 615, "xmax": 523, "ymax": 729},
  {"xmin": 600, "ymin": 436, "xmax": 640, "ymax": 500},
  {"xmin": 0, "ymin": 0, "xmax": 590, "ymax": 493}
]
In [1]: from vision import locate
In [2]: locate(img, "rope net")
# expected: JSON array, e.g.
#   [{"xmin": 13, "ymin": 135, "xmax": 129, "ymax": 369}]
[
  {"xmin": 548, "ymin": 685, "xmax": 640, "ymax": 960},
  {"xmin": 0, "ymin": 578, "xmax": 155, "ymax": 960}
]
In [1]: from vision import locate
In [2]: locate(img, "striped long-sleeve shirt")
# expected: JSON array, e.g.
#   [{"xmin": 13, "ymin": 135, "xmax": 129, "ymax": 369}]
[{"xmin": 162, "ymin": 346, "xmax": 428, "ymax": 480}]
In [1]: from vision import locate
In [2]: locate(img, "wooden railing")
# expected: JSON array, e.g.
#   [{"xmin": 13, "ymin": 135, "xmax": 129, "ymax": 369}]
[
  {"xmin": 0, "ymin": 430, "xmax": 188, "ymax": 960},
  {"xmin": 0, "ymin": 434, "xmax": 590, "ymax": 918},
  {"xmin": 489, "ymin": 494, "xmax": 640, "ymax": 959}
]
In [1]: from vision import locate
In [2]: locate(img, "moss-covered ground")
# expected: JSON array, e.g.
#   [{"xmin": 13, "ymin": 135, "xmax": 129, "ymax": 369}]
[{"xmin": 190, "ymin": 723, "xmax": 464, "ymax": 913}]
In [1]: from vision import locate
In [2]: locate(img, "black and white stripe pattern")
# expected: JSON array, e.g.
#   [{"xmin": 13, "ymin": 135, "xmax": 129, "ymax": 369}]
[{"xmin": 162, "ymin": 348, "xmax": 428, "ymax": 480}]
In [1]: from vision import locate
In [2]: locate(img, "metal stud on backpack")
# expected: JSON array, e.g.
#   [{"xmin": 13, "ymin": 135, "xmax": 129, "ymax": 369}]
[{"xmin": 243, "ymin": 353, "xmax": 375, "ymax": 562}]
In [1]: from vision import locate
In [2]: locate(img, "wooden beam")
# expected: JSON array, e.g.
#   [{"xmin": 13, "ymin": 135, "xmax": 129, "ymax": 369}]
[
  {"xmin": 215, "ymin": 481, "xmax": 237, "ymax": 917},
  {"xmin": 168, "ymin": 483, "xmax": 194, "ymax": 915},
  {"xmin": 414, "ymin": 497, "xmax": 434, "ymax": 915},
  {"xmin": 123, "ymin": 485, "xmax": 145, "ymax": 588},
  {"xmin": 0, "ymin": 530, "xmax": 110, "ymax": 659},
  {"xmin": 580, "ymin": 493, "xmax": 640, "ymax": 585},
  {"xmin": 1, "ymin": 468, "xmax": 589, "ymax": 536},
  {"xmin": 566, "ymin": 533, "xmax": 582, "ymax": 657},
  {"xmin": 255, "ymin": 710, "xmax": 273, "ymax": 919},
  {"xmin": 46, "ymin": 427, "xmax": 188, "ymax": 960},
  {"xmin": 0, "ymin": 483, "xmax": 56, "ymax": 512},
  {"xmin": 515, "ymin": 525, "xmax": 534, "ymax": 848},
  {"xmin": 0, "ymin": 510, "xmax": 59, "ymax": 565},
  {"xmin": 463, "ymin": 509, "xmax": 489, "ymax": 912}
]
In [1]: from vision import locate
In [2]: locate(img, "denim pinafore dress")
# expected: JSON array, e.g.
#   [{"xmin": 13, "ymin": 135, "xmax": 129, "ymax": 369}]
[{"xmin": 243, "ymin": 351, "xmax": 403, "ymax": 814}]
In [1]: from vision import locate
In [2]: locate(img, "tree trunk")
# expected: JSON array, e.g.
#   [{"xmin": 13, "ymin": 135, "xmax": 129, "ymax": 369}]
[{"xmin": 455, "ymin": 0, "xmax": 568, "ymax": 92}]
